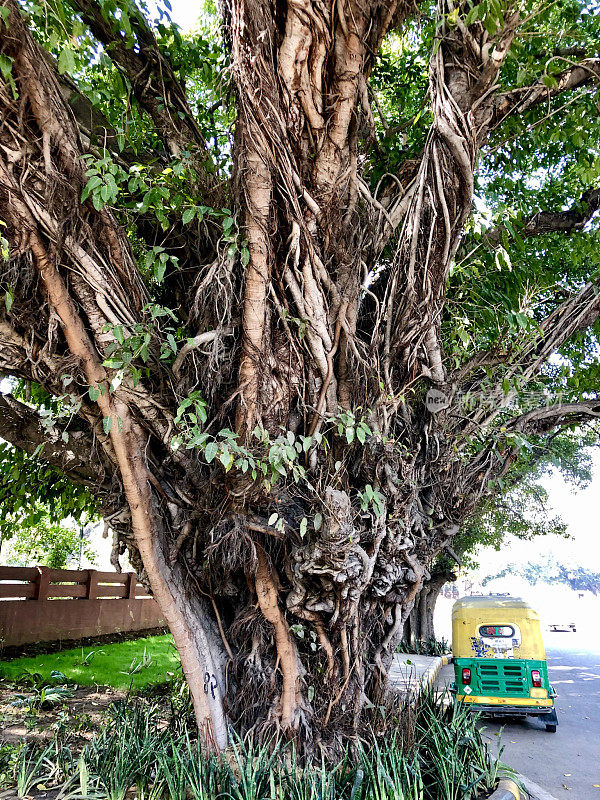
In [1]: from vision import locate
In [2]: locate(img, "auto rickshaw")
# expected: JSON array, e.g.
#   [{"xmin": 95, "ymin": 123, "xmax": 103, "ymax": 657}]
[{"xmin": 451, "ymin": 595, "xmax": 558, "ymax": 731}]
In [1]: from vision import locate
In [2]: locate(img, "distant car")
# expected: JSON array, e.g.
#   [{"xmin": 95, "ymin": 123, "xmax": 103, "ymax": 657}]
[{"xmin": 548, "ymin": 623, "xmax": 577, "ymax": 632}]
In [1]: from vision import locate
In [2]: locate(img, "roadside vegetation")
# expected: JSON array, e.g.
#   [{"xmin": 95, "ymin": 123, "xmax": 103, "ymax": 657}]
[
  {"xmin": 0, "ymin": 685, "xmax": 512, "ymax": 800},
  {"xmin": 0, "ymin": 635, "xmax": 177, "ymax": 691},
  {"xmin": 398, "ymin": 637, "xmax": 452, "ymax": 657}
]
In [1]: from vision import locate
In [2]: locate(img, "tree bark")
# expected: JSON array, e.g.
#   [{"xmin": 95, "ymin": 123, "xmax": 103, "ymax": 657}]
[{"xmin": 404, "ymin": 570, "xmax": 454, "ymax": 645}]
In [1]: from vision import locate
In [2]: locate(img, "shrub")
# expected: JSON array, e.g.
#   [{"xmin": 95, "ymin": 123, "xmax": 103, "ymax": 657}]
[{"xmin": 1, "ymin": 689, "xmax": 511, "ymax": 799}]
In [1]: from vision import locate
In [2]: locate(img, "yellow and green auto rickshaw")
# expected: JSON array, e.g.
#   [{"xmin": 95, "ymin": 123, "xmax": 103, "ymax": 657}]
[{"xmin": 452, "ymin": 595, "xmax": 558, "ymax": 732}]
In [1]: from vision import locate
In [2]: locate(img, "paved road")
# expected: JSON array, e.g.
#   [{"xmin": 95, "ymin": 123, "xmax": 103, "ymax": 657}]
[{"xmin": 436, "ymin": 629, "xmax": 600, "ymax": 799}]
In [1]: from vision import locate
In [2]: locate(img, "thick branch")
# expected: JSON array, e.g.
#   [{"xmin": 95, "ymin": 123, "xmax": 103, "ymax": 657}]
[
  {"xmin": 455, "ymin": 275, "xmax": 600, "ymax": 401},
  {"xmin": 508, "ymin": 400, "xmax": 600, "ymax": 434},
  {"xmin": 69, "ymin": 0, "xmax": 212, "ymax": 164},
  {"xmin": 492, "ymin": 59, "xmax": 600, "ymax": 127},
  {"xmin": 509, "ymin": 283, "xmax": 600, "ymax": 383},
  {"xmin": 0, "ymin": 393, "xmax": 103, "ymax": 485},
  {"xmin": 486, "ymin": 187, "xmax": 600, "ymax": 244}
]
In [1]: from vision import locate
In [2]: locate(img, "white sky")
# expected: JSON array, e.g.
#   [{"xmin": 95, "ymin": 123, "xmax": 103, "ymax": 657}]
[
  {"xmin": 475, "ymin": 448, "xmax": 600, "ymax": 576},
  {"xmin": 153, "ymin": 0, "xmax": 203, "ymax": 30}
]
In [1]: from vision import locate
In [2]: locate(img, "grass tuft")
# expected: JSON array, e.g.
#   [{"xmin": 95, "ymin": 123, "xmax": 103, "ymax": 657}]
[{"xmin": 0, "ymin": 635, "xmax": 178, "ymax": 690}]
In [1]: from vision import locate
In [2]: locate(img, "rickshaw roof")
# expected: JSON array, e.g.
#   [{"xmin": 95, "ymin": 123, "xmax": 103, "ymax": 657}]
[
  {"xmin": 452, "ymin": 595, "xmax": 535, "ymax": 613},
  {"xmin": 451, "ymin": 594, "xmax": 545, "ymax": 658}
]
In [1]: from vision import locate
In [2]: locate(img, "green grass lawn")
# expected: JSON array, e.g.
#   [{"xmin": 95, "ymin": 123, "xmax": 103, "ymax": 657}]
[{"xmin": 0, "ymin": 635, "xmax": 180, "ymax": 690}]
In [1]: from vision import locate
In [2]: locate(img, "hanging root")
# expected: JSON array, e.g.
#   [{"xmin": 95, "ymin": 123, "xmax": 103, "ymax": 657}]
[{"xmin": 254, "ymin": 543, "xmax": 303, "ymax": 731}]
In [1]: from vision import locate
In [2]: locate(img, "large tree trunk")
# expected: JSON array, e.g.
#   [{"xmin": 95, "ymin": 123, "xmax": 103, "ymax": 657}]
[
  {"xmin": 2, "ymin": 0, "xmax": 600, "ymax": 756},
  {"xmin": 403, "ymin": 569, "xmax": 454, "ymax": 646}
]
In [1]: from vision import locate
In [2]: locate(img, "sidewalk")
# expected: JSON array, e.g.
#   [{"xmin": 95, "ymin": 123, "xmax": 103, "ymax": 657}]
[{"xmin": 389, "ymin": 653, "xmax": 451, "ymax": 693}]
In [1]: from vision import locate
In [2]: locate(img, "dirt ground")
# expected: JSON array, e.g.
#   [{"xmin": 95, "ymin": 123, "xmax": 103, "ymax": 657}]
[{"xmin": 0, "ymin": 683, "xmax": 125, "ymax": 748}]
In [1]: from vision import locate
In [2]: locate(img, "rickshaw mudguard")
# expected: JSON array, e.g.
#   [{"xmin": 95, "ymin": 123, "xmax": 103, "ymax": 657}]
[{"xmin": 456, "ymin": 694, "xmax": 554, "ymax": 709}]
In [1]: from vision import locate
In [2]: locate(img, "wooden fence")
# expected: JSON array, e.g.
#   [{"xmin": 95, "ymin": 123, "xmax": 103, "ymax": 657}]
[{"xmin": 0, "ymin": 566, "xmax": 166, "ymax": 647}]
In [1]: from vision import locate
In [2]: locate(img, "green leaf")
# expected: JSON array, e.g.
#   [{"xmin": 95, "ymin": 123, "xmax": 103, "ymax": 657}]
[
  {"xmin": 88, "ymin": 386, "xmax": 100, "ymax": 402},
  {"xmin": 102, "ymin": 417, "xmax": 113, "ymax": 435},
  {"xmin": 58, "ymin": 47, "xmax": 76, "ymax": 75},
  {"xmin": 204, "ymin": 441, "xmax": 218, "ymax": 463},
  {"xmin": 458, "ymin": 328, "xmax": 470, "ymax": 346},
  {"xmin": 103, "ymin": 358, "xmax": 123, "ymax": 369},
  {"xmin": 4, "ymin": 290, "xmax": 13, "ymax": 313},
  {"xmin": 303, "ymin": 436, "xmax": 313, "ymax": 452},
  {"xmin": 182, "ymin": 207, "xmax": 196, "ymax": 225},
  {"xmin": 542, "ymin": 74, "xmax": 558, "ymax": 89},
  {"xmin": 314, "ymin": 512, "xmax": 323, "ymax": 531},
  {"xmin": 0, "ymin": 54, "xmax": 13, "ymax": 80}
]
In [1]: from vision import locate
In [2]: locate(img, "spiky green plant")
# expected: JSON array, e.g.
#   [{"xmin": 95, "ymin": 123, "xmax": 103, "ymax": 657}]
[
  {"xmin": 359, "ymin": 737, "xmax": 424, "ymax": 800},
  {"xmin": 14, "ymin": 744, "xmax": 52, "ymax": 799},
  {"xmin": 180, "ymin": 734, "xmax": 219, "ymax": 800},
  {"xmin": 220, "ymin": 735, "xmax": 283, "ymax": 800},
  {"xmin": 83, "ymin": 700, "xmax": 165, "ymax": 800}
]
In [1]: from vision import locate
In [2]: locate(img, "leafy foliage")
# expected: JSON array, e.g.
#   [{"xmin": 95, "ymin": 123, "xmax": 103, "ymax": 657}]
[
  {"xmin": 2, "ymin": 516, "xmax": 95, "ymax": 568},
  {"xmin": 484, "ymin": 557, "xmax": 600, "ymax": 595},
  {"xmin": 439, "ymin": 428, "xmax": 595, "ymax": 574},
  {"xmin": 0, "ymin": 442, "xmax": 96, "ymax": 543}
]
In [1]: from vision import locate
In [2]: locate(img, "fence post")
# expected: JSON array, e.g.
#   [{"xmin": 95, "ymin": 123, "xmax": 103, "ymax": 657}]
[
  {"xmin": 126, "ymin": 572, "xmax": 137, "ymax": 599},
  {"xmin": 86, "ymin": 569, "xmax": 99, "ymax": 600},
  {"xmin": 34, "ymin": 566, "xmax": 49, "ymax": 601}
]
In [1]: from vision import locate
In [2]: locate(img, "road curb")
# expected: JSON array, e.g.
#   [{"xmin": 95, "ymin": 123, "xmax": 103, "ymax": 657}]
[
  {"xmin": 486, "ymin": 771, "xmax": 563, "ymax": 800},
  {"xmin": 488, "ymin": 778, "xmax": 522, "ymax": 800},
  {"xmin": 421, "ymin": 653, "xmax": 453, "ymax": 689},
  {"xmin": 512, "ymin": 771, "xmax": 563, "ymax": 800}
]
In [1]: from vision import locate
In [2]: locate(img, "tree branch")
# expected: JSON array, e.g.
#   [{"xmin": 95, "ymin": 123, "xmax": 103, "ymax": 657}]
[
  {"xmin": 455, "ymin": 275, "xmax": 600, "ymax": 396},
  {"xmin": 492, "ymin": 58, "xmax": 600, "ymax": 128},
  {"xmin": 510, "ymin": 282, "xmax": 600, "ymax": 384},
  {"xmin": 486, "ymin": 187, "xmax": 600, "ymax": 244},
  {"xmin": 0, "ymin": 393, "xmax": 107, "ymax": 487},
  {"xmin": 508, "ymin": 399, "xmax": 600, "ymax": 434},
  {"xmin": 69, "ymin": 0, "xmax": 213, "ymax": 165}
]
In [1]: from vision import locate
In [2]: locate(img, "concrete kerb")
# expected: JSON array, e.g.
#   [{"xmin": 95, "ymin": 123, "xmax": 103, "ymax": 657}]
[
  {"xmin": 487, "ymin": 772, "xmax": 563, "ymax": 800},
  {"xmin": 511, "ymin": 771, "xmax": 564, "ymax": 800},
  {"xmin": 421, "ymin": 653, "xmax": 452, "ymax": 690},
  {"xmin": 389, "ymin": 652, "xmax": 453, "ymax": 694},
  {"xmin": 488, "ymin": 778, "xmax": 522, "ymax": 800}
]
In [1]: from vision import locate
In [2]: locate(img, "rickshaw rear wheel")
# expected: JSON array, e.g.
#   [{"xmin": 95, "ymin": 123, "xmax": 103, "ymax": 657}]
[{"xmin": 545, "ymin": 723, "xmax": 557, "ymax": 732}]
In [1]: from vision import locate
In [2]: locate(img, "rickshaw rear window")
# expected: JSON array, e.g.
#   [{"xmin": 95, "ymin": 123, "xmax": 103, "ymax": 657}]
[{"xmin": 478, "ymin": 625, "xmax": 515, "ymax": 638}]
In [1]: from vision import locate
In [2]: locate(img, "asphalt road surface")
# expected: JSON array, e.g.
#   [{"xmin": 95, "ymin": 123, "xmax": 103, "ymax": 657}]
[{"xmin": 436, "ymin": 629, "xmax": 600, "ymax": 799}]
